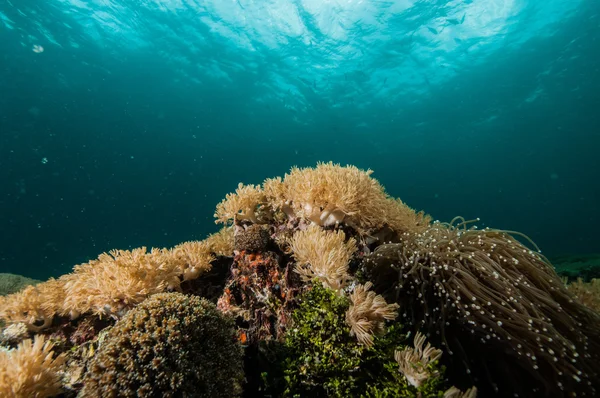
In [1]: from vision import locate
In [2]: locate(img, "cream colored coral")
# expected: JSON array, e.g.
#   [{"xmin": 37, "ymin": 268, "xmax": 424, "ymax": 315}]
[
  {"xmin": 264, "ymin": 162, "xmax": 429, "ymax": 234},
  {"xmin": 0, "ymin": 238, "xmax": 221, "ymax": 324},
  {"xmin": 62, "ymin": 247, "xmax": 181, "ymax": 318},
  {"xmin": 214, "ymin": 183, "xmax": 266, "ymax": 224},
  {"xmin": 205, "ymin": 226, "xmax": 235, "ymax": 257},
  {"xmin": 0, "ymin": 277, "xmax": 66, "ymax": 331},
  {"xmin": 170, "ymin": 240, "xmax": 215, "ymax": 281},
  {"xmin": 394, "ymin": 331, "xmax": 443, "ymax": 388},
  {"xmin": 444, "ymin": 386, "xmax": 478, "ymax": 398},
  {"xmin": 0, "ymin": 322, "xmax": 29, "ymax": 345},
  {"xmin": 289, "ymin": 225, "xmax": 356, "ymax": 291},
  {"xmin": 346, "ymin": 282, "xmax": 399, "ymax": 346},
  {"xmin": 281, "ymin": 162, "xmax": 386, "ymax": 227},
  {"xmin": 0, "ymin": 335, "xmax": 66, "ymax": 398},
  {"xmin": 566, "ymin": 278, "xmax": 600, "ymax": 313}
]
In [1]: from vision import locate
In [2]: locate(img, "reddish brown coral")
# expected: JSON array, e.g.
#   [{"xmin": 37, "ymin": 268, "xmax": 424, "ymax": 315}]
[{"xmin": 217, "ymin": 250, "xmax": 300, "ymax": 344}]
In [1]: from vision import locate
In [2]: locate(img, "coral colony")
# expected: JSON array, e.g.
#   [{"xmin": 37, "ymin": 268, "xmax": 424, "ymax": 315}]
[{"xmin": 1, "ymin": 162, "xmax": 599, "ymax": 397}]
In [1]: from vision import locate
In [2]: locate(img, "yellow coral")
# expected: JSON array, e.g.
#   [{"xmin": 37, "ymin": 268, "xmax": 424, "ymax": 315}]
[
  {"xmin": 346, "ymin": 281, "xmax": 399, "ymax": 346},
  {"xmin": 394, "ymin": 331, "xmax": 443, "ymax": 388},
  {"xmin": 0, "ymin": 335, "xmax": 66, "ymax": 398},
  {"xmin": 214, "ymin": 183, "xmax": 267, "ymax": 224},
  {"xmin": 290, "ymin": 225, "xmax": 356, "ymax": 291}
]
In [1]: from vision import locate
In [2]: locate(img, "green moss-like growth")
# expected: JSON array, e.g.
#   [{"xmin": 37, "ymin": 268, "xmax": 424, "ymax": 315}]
[
  {"xmin": 278, "ymin": 283, "xmax": 446, "ymax": 398},
  {"xmin": 79, "ymin": 292, "xmax": 244, "ymax": 398},
  {"xmin": 0, "ymin": 273, "xmax": 41, "ymax": 296},
  {"xmin": 552, "ymin": 254, "xmax": 600, "ymax": 282}
]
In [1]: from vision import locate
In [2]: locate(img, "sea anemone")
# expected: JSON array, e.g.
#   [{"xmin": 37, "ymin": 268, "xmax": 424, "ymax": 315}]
[{"xmin": 363, "ymin": 218, "xmax": 600, "ymax": 396}]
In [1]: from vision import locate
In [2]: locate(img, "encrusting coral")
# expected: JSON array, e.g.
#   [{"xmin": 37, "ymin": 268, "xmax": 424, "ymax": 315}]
[
  {"xmin": 1, "ymin": 162, "xmax": 599, "ymax": 398},
  {"xmin": 79, "ymin": 292, "xmax": 244, "ymax": 398},
  {"xmin": 0, "ymin": 335, "xmax": 66, "ymax": 398}
]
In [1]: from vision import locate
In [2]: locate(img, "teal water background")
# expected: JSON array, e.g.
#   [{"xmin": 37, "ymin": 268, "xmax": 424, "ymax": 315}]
[{"xmin": 1, "ymin": 0, "xmax": 599, "ymax": 279}]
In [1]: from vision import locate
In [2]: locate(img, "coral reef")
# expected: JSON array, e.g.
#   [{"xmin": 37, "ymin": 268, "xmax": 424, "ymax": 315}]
[
  {"xmin": 79, "ymin": 292, "xmax": 244, "ymax": 397},
  {"xmin": 1, "ymin": 162, "xmax": 599, "ymax": 398}
]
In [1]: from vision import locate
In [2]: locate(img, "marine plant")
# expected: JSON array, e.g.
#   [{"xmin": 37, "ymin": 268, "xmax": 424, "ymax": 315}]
[{"xmin": 278, "ymin": 282, "xmax": 447, "ymax": 397}]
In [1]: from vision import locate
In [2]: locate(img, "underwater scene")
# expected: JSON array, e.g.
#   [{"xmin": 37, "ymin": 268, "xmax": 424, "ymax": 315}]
[{"xmin": 1, "ymin": 0, "xmax": 599, "ymax": 397}]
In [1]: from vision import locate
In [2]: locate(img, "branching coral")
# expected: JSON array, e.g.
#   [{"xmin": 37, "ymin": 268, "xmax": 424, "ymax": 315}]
[
  {"xmin": 363, "ymin": 219, "xmax": 600, "ymax": 397},
  {"xmin": 395, "ymin": 331, "xmax": 443, "ymax": 388},
  {"xmin": 0, "ymin": 277, "xmax": 67, "ymax": 331},
  {"xmin": 170, "ymin": 240, "xmax": 215, "ymax": 281},
  {"xmin": 214, "ymin": 183, "xmax": 267, "ymax": 224},
  {"xmin": 80, "ymin": 292, "xmax": 244, "ymax": 398},
  {"xmin": 0, "ymin": 335, "xmax": 66, "ymax": 398},
  {"xmin": 0, "ymin": 238, "xmax": 220, "ymax": 327},
  {"xmin": 205, "ymin": 226, "xmax": 235, "ymax": 256},
  {"xmin": 290, "ymin": 225, "xmax": 357, "ymax": 291},
  {"xmin": 346, "ymin": 281, "xmax": 399, "ymax": 347},
  {"xmin": 62, "ymin": 247, "xmax": 181, "ymax": 318}
]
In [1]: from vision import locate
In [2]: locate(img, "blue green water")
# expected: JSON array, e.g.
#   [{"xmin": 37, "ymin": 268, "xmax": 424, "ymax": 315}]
[{"xmin": 1, "ymin": 0, "xmax": 598, "ymax": 280}]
